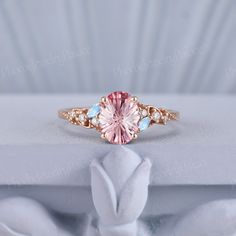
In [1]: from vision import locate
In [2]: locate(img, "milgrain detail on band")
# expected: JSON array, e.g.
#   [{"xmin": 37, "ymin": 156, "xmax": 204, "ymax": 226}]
[
  {"xmin": 58, "ymin": 107, "xmax": 93, "ymax": 128},
  {"xmin": 0, "ymin": 223, "xmax": 30, "ymax": 236},
  {"xmin": 58, "ymin": 91, "xmax": 180, "ymax": 144}
]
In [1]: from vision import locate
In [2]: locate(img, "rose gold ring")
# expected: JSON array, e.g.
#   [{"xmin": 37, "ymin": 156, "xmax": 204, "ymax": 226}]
[{"xmin": 58, "ymin": 91, "xmax": 180, "ymax": 144}]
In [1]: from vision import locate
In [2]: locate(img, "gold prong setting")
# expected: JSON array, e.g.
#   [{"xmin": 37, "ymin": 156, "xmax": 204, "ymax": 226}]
[
  {"xmin": 132, "ymin": 133, "xmax": 138, "ymax": 140},
  {"xmin": 68, "ymin": 110, "xmax": 87, "ymax": 125},
  {"xmin": 101, "ymin": 133, "xmax": 106, "ymax": 140},
  {"xmin": 100, "ymin": 96, "xmax": 107, "ymax": 103},
  {"xmin": 91, "ymin": 116, "xmax": 100, "ymax": 127},
  {"xmin": 140, "ymin": 108, "xmax": 148, "ymax": 118},
  {"xmin": 131, "ymin": 96, "xmax": 138, "ymax": 102}
]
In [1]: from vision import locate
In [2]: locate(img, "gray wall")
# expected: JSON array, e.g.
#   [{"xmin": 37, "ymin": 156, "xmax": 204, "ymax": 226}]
[{"xmin": 0, "ymin": 0, "xmax": 236, "ymax": 94}]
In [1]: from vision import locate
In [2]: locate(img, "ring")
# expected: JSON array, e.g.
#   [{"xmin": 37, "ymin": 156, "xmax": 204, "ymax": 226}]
[{"xmin": 58, "ymin": 91, "xmax": 180, "ymax": 144}]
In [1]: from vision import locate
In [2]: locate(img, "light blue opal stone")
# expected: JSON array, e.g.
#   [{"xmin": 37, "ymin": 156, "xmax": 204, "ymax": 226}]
[
  {"xmin": 139, "ymin": 117, "xmax": 151, "ymax": 131},
  {"xmin": 87, "ymin": 103, "xmax": 101, "ymax": 118}
]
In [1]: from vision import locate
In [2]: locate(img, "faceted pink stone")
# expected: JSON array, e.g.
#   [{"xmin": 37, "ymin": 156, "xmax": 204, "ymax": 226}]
[{"xmin": 99, "ymin": 91, "xmax": 140, "ymax": 144}]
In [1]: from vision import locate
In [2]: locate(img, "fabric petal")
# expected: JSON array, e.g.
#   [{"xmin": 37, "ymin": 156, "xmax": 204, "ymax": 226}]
[
  {"xmin": 91, "ymin": 160, "xmax": 118, "ymax": 224},
  {"xmin": 118, "ymin": 158, "xmax": 151, "ymax": 223}
]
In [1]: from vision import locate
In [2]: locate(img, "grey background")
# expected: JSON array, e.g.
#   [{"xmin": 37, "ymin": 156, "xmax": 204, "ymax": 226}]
[{"xmin": 0, "ymin": 0, "xmax": 236, "ymax": 94}]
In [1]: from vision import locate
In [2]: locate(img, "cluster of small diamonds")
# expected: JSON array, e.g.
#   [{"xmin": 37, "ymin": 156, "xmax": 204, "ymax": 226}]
[
  {"xmin": 67, "ymin": 105, "xmax": 100, "ymax": 128},
  {"xmin": 68, "ymin": 110, "xmax": 87, "ymax": 124},
  {"xmin": 138, "ymin": 106, "xmax": 162, "ymax": 131}
]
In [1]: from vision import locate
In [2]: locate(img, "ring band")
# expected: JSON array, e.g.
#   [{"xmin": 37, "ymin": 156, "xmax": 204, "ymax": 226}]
[{"xmin": 58, "ymin": 91, "xmax": 180, "ymax": 144}]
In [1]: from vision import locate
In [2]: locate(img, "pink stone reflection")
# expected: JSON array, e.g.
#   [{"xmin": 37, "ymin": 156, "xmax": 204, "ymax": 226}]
[{"xmin": 99, "ymin": 92, "xmax": 140, "ymax": 144}]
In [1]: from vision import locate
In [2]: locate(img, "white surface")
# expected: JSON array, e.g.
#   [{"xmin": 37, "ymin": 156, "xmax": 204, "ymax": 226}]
[{"xmin": 0, "ymin": 94, "xmax": 236, "ymax": 186}]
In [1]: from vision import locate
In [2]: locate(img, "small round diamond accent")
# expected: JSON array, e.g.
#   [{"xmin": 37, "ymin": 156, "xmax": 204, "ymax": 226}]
[
  {"xmin": 91, "ymin": 117, "xmax": 99, "ymax": 126},
  {"xmin": 78, "ymin": 114, "xmax": 86, "ymax": 122},
  {"xmin": 152, "ymin": 111, "xmax": 161, "ymax": 121},
  {"xmin": 141, "ymin": 109, "xmax": 148, "ymax": 117}
]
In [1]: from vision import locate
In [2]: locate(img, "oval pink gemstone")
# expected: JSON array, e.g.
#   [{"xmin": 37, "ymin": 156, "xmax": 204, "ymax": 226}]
[{"xmin": 99, "ymin": 91, "xmax": 140, "ymax": 144}]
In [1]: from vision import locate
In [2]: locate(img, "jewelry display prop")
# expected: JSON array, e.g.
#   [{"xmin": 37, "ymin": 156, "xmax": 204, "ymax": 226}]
[
  {"xmin": 1, "ymin": 196, "xmax": 236, "ymax": 235},
  {"xmin": 158, "ymin": 199, "xmax": 236, "ymax": 236},
  {"xmin": 0, "ymin": 197, "xmax": 73, "ymax": 236},
  {"xmin": 0, "ymin": 147, "xmax": 236, "ymax": 235},
  {"xmin": 90, "ymin": 147, "xmax": 152, "ymax": 236}
]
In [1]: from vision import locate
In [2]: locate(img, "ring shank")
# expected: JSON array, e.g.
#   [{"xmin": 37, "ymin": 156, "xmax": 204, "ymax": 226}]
[
  {"xmin": 58, "ymin": 107, "xmax": 88, "ymax": 120},
  {"xmin": 166, "ymin": 109, "xmax": 180, "ymax": 120},
  {"xmin": 58, "ymin": 108, "xmax": 72, "ymax": 120}
]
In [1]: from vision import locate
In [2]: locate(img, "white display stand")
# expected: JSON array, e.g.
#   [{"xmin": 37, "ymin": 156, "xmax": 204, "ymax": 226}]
[{"xmin": 0, "ymin": 95, "xmax": 236, "ymax": 236}]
